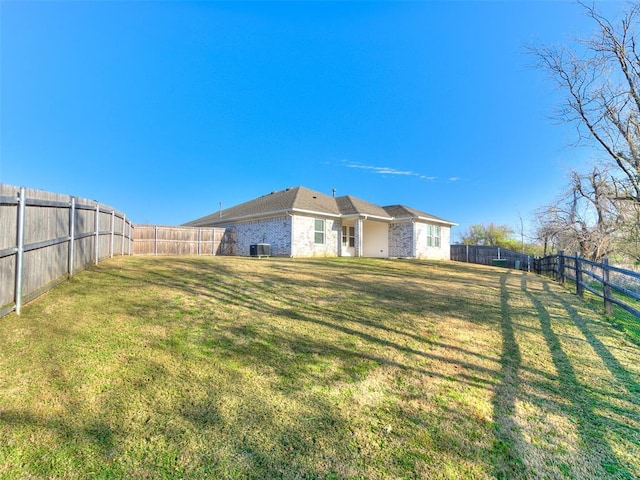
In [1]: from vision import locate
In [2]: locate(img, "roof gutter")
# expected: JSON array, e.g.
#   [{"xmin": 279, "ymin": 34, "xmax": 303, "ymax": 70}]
[
  {"xmin": 290, "ymin": 208, "xmax": 342, "ymax": 219},
  {"xmin": 189, "ymin": 209, "xmax": 455, "ymax": 227},
  {"xmin": 341, "ymin": 213, "xmax": 393, "ymax": 222},
  {"xmin": 189, "ymin": 208, "xmax": 294, "ymax": 226},
  {"xmin": 394, "ymin": 215, "xmax": 457, "ymax": 226}
]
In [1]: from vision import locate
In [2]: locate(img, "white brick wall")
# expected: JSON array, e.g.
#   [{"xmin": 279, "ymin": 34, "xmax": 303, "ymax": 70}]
[
  {"xmin": 291, "ymin": 215, "xmax": 340, "ymax": 257},
  {"xmin": 389, "ymin": 222, "xmax": 414, "ymax": 257},
  {"xmin": 231, "ymin": 216, "xmax": 292, "ymax": 256},
  {"xmin": 218, "ymin": 214, "xmax": 451, "ymax": 259}
]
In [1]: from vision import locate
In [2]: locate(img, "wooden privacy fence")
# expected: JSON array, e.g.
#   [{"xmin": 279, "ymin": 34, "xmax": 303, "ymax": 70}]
[
  {"xmin": 535, "ymin": 251, "xmax": 640, "ymax": 319},
  {"xmin": 451, "ymin": 244, "xmax": 533, "ymax": 270},
  {"xmin": 133, "ymin": 225, "xmax": 235, "ymax": 256},
  {"xmin": 0, "ymin": 184, "xmax": 133, "ymax": 318}
]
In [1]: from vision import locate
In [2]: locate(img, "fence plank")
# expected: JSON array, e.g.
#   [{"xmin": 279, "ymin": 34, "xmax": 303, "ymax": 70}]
[
  {"xmin": 132, "ymin": 225, "xmax": 234, "ymax": 256},
  {"xmin": 0, "ymin": 184, "xmax": 133, "ymax": 318},
  {"xmin": 535, "ymin": 252, "xmax": 640, "ymax": 320}
]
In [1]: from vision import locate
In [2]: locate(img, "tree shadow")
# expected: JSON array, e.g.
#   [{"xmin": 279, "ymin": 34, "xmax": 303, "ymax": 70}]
[
  {"xmin": 7, "ymin": 256, "xmax": 639, "ymax": 478},
  {"xmin": 490, "ymin": 272, "xmax": 528, "ymax": 479},
  {"xmin": 521, "ymin": 276, "xmax": 636, "ymax": 479}
]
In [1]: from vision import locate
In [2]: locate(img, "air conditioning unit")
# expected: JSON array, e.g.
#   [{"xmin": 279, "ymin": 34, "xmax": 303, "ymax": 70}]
[{"xmin": 250, "ymin": 243, "xmax": 271, "ymax": 257}]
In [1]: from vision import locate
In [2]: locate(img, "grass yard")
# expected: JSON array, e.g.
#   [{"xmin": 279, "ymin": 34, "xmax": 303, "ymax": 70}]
[{"xmin": 0, "ymin": 256, "xmax": 639, "ymax": 479}]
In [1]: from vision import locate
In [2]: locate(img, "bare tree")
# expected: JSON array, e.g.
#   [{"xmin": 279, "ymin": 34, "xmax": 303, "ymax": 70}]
[
  {"xmin": 531, "ymin": 2, "xmax": 640, "ymax": 203},
  {"xmin": 535, "ymin": 167, "xmax": 620, "ymax": 260}
]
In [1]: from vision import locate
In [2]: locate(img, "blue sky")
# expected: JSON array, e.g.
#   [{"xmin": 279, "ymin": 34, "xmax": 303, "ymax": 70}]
[{"xmin": 0, "ymin": 1, "xmax": 624, "ymax": 241}]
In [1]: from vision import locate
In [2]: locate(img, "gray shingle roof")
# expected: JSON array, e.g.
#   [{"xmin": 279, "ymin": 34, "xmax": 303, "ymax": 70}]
[
  {"xmin": 383, "ymin": 205, "xmax": 456, "ymax": 225},
  {"xmin": 184, "ymin": 186, "xmax": 455, "ymax": 226},
  {"xmin": 184, "ymin": 187, "xmax": 340, "ymax": 226},
  {"xmin": 336, "ymin": 196, "xmax": 392, "ymax": 218}
]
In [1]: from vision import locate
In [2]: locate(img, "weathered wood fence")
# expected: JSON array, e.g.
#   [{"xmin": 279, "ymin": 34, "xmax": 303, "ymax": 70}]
[
  {"xmin": 133, "ymin": 225, "xmax": 235, "ymax": 256},
  {"xmin": 535, "ymin": 251, "xmax": 640, "ymax": 319},
  {"xmin": 451, "ymin": 244, "xmax": 533, "ymax": 270},
  {"xmin": 1, "ymin": 184, "xmax": 133, "ymax": 317}
]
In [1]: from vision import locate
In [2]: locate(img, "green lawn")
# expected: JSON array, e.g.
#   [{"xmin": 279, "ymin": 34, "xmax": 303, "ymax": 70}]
[{"xmin": 1, "ymin": 256, "xmax": 639, "ymax": 479}]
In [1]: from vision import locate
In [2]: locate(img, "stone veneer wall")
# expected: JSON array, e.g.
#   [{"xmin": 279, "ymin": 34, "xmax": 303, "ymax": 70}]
[
  {"xmin": 233, "ymin": 215, "xmax": 292, "ymax": 256},
  {"xmin": 291, "ymin": 215, "xmax": 340, "ymax": 256},
  {"xmin": 389, "ymin": 222, "xmax": 414, "ymax": 257}
]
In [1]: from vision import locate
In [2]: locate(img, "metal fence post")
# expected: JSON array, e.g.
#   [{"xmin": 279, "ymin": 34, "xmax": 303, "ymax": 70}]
[
  {"xmin": 69, "ymin": 196, "xmax": 76, "ymax": 277},
  {"xmin": 110, "ymin": 210, "xmax": 115, "ymax": 258},
  {"xmin": 602, "ymin": 258, "xmax": 613, "ymax": 316},
  {"xmin": 575, "ymin": 252, "xmax": 583, "ymax": 297},
  {"xmin": 15, "ymin": 187, "xmax": 26, "ymax": 315},
  {"xmin": 94, "ymin": 203, "xmax": 100, "ymax": 265},
  {"xmin": 121, "ymin": 214, "xmax": 126, "ymax": 256}
]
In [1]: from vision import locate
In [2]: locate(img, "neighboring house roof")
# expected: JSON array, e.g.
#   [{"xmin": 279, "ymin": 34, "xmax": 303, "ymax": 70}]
[
  {"xmin": 184, "ymin": 186, "xmax": 456, "ymax": 226},
  {"xmin": 383, "ymin": 205, "xmax": 457, "ymax": 226}
]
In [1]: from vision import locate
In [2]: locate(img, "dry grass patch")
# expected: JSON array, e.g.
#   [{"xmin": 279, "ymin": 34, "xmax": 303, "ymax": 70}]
[{"xmin": 0, "ymin": 256, "xmax": 639, "ymax": 479}]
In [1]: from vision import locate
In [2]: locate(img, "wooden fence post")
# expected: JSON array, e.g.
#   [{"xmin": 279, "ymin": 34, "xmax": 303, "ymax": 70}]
[
  {"xmin": 557, "ymin": 251, "xmax": 565, "ymax": 284},
  {"xmin": 602, "ymin": 258, "xmax": 613, "ymax": 316},
  {"xmin": 575, "ymin": 252, "xmax": 583, "ymax": 297}
]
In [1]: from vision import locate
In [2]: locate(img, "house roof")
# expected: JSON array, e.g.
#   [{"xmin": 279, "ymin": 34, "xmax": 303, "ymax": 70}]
[
  {"xmin": 383, "ymin": 205, "xmax": 456, "ymax": 225},
  {"xmin": 184, "ymin": 187, "xmax": 340, "ymax": 227},
  {"xmin": 335, "ymin": 195, "xmax": 392, "ymax": 219},
  {"xmin": 183, "ymin": 186, "xmax": 456, "ymax": 226}
]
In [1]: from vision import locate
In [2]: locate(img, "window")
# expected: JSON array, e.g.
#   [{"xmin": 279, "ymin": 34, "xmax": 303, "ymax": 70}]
[
  {"xmin": 342, "ymin": 225, "xmax": 355, "ymax": 247},
  {"xmin": 314, "ymin": 219, "xmax": 325, "ymax": 244},
  {"xmin": 427, "ymin": 224, "xmax": 441, "ymax": 247}
]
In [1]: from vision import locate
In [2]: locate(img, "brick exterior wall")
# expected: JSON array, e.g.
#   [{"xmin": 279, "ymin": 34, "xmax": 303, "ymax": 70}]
[
  {"xmin": 232, "ymin": 215, "xmax": 292, "ymax": 256},
  {"xmin": 389, "ymin": 222, "xmax": 414, "ymax": 257},
  {"xmin": 218, "ymin": 214, "xmax": 450, "ymax": 259},
  {"xmin": 291, "ymin": 215, "xmax": 340, "ymax": 256}
]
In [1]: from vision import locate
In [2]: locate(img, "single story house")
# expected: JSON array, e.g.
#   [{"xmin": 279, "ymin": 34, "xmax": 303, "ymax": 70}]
[{"xmin": 183, "ymin": 186, "xmax": 456, "ymax": 259}]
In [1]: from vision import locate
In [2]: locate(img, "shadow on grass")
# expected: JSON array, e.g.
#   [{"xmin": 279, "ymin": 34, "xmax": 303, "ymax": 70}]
[
  {"xmin": 521, "ymin": 276, "xmax": 636, "ymax": 479},
  {"xmin": 86, "ymin": 257, "xmax": 508, "ymax": 476},
  {"xmin": 541, "ymin": 281, "xmax": 640, "ymax": 400},
  {"xmin": 490, "ymin": 272, "xmax": 528, "ymax": 479},
  {"xmin": 6, "ymin": 256, "xmax": 638, "ymax": 478}
]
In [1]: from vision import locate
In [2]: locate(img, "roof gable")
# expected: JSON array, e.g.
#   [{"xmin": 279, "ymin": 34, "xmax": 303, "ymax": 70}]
[
  {"xmin": 383, "ymin": 204, "xmax": 456, "ymax": 225},
  {"xmin": 336, "ymin": 195, "xmax": 392, "ymax": 219}
]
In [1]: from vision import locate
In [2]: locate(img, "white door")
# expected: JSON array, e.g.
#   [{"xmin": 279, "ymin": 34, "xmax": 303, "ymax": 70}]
[{"xmin": 341, "ymin": 225, "xmax": 355, "ymax": 256}]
